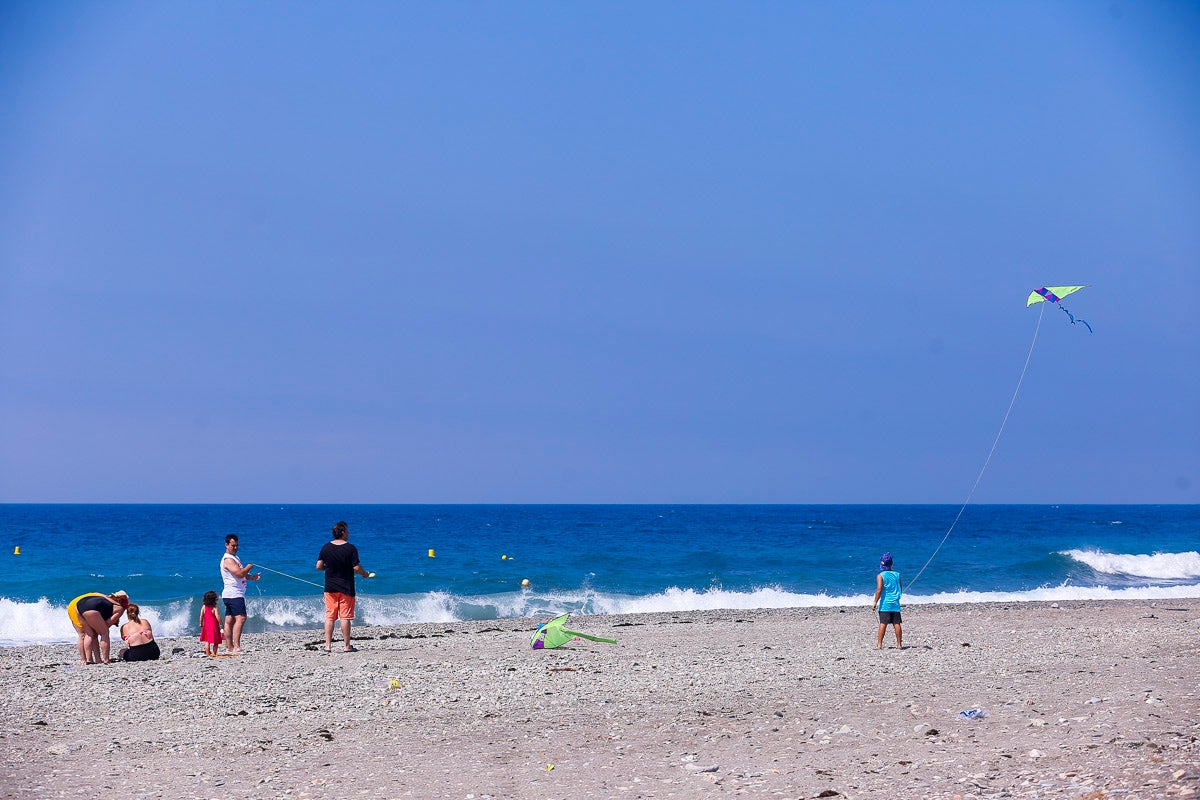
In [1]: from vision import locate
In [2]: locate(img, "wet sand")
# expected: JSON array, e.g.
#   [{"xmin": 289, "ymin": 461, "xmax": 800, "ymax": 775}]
[{"xmin": 2, "ymin": 600, "xmax": 1197, "ymax": 799}]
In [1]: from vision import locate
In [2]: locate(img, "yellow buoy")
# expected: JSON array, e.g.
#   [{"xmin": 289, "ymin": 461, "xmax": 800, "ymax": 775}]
[
  {"xmin": 428, "ymin": 549, "xmax": 435, "ymax": 558},
  {"xmin": 13, "ymin": 546, "xmax": 19, "ymax": 555},
  {"xmin": 521, "ymin": 578, "xmax": 530, "ymax": 587},
  {"xmin": 501, "ymin": 554, "xmax": 507, "ymax": 560}
]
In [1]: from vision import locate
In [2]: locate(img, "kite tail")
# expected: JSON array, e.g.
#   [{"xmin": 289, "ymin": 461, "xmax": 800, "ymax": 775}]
[
  {"xmin": 1060, "ymin": 304, "xmax": 1093, "ymax": 333},
  {"xmin": 561, "ymin": 628, "xmax": 617, "ymax": 644}
]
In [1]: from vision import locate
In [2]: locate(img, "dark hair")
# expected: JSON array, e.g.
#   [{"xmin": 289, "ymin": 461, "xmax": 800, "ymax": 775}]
[
  {"xmin": 332, "ymin": 521, "xmax": 349, "ymax": 540},
  {"xmin": 225, "ymin": 534, "xmax": 239, "ymax": 545},
  {"xmin": 126, "ymin": 604, "xmax": 142, "ymax": 623},
  {"xmin": 203, "ymin": 590, "xmax": 218, "ymax": 606}
]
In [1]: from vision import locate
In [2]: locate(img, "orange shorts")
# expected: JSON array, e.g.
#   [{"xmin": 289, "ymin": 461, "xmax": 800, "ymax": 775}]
[{"xmin": 323, "ymin": 592, "xmax": 356, "ymax": 621}]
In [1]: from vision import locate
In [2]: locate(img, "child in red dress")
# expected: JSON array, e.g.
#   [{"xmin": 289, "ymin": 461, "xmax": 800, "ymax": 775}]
[{"xmin": 199, "ymin": 590, "xmax": 224, "ymax": 656}]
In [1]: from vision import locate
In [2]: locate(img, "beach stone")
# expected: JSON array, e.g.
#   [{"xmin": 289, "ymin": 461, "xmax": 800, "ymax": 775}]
[{"xmin": 3, "ymin": 603, "xmax": 1198, "ymax": 799}]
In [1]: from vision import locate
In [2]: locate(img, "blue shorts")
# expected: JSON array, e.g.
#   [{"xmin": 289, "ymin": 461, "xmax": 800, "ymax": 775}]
[
  {"xmin": 223, "ymin": 596, "xmax": 248, "ymax": 618},
  {"xmin": 878, "ymin": 610, "xmax": 902, "ymax": 624}
]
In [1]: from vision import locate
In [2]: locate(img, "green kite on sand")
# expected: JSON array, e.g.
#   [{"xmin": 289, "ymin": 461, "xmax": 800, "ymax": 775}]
[{"xmin": 530, "ymin": 614, "xmax": 617, "ymax": 650}]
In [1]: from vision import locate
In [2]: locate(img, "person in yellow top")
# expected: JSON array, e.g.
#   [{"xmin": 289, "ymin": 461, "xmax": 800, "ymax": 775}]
[{"xmin": 67, "ymin": 591, "xmax": 130, "ymax": 664}]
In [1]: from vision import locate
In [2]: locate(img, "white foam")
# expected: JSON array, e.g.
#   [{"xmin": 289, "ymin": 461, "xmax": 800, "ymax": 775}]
[
  {"xmin": 907, "ymin": 583, "xmax": 1200, "ymax": 604},
  {"xmin": 583, "ymin": 583, "xmax": 1200, "ymax": 614},
  {"xmin": 1061, "ymin": 549, "xmax": 1200, "ymax": 580},
  {"xmin": 597, "ymin": 586, "xmax": 853, "ymax": 614},
  {"xmin": 3, "ymin": 582, "xmax": 1199, "ymax": 646},
  {"xmin": 255, "ymin": 592, "xmax": 463, "ymax": 628},
  {"xmin": 0, "ymin": 598, "xmax": 80, "ymax": 646},
  {"xmin": 356, "ymin": 591, "xmax": 459, "ymax": 626},
  {"xmin": 259, "ymin": 597, "xmax": 325, "ymax": 627},
  {"xmin": 0, "ymin": 597, "xmax": 189, "ymax": 647},
  {"xmin": 150, "ymin": 600, "xmax": 194, "ymax": 638}
]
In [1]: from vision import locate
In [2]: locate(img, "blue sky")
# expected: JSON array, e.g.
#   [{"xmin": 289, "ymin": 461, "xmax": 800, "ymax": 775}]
[{"xmin": 1, "ymin": 2, "xmax": 1197, "ymax": 503}]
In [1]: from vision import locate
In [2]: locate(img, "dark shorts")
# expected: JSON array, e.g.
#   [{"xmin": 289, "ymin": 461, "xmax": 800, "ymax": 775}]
[
  {"xmin": 878, "ymin": 611, "xmax": 902, "ymax": 625},
  {"xmin": 122, "ymin": 641, "xmax": 161, "ymax": 661},
  {"xmin": 223, "ymin": 596, "xmax": 248, "ymax": 618}
]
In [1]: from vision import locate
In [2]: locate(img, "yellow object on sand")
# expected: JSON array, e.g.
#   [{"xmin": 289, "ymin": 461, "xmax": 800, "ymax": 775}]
[{"xmin": 66, "ymin": 593, "xmax": 105, "ymax": 631}]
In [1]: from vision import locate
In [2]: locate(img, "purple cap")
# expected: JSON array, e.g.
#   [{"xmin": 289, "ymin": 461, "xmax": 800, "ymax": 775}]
[{"xmin": 880, "ymin": 552, "xmax": 893, "ymax": 570}]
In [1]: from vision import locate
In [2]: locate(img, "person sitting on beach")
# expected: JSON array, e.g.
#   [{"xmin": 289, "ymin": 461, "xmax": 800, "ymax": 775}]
[
  {"xmin": 67, "ymin": 590, "xmax": 129, "ymax": 664},
  {"xmin": 872, "ymin": 552, "xmax": 903, "ymax": 650},
  {"xmin": 118, "ymin": 604, "xmax": 161, "ymax": 662},
  {"xmin": 199, "ymin": 590, "xmax": 224, "ymax": 657}
]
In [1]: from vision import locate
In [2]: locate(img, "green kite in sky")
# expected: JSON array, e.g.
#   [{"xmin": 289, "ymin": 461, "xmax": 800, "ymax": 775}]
[{"xmin": 1027, "ymin": 285, "xmax": 1092, "ymax": 332}]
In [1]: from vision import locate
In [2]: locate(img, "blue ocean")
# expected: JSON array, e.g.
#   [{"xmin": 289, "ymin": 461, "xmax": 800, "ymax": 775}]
[{"xmin": 1, "ymin": 504, "xmax": 1197, "ymax": 647}]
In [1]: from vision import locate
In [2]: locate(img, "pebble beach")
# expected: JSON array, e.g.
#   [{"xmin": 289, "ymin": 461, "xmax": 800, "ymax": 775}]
[{"xmin": 2, "ymin": 600, "xmax": 1197, "ymax": 800}]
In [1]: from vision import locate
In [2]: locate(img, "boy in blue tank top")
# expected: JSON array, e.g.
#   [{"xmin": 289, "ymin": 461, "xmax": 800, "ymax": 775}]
[{"xmin": 872, "ymin": 552, "xmax": 903, "ymax": 650}]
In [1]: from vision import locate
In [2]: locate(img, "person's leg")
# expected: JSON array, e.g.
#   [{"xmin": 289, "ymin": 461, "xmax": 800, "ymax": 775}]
[
  {"xmin": 98, "ymin": 627, "xmax": 112, "ymax": 664},
  {"xmin": 341, "ymin": 596, "xmax": 356, "ymax": 651},
  {"xmin": 230, "ymin": 616, "xmax": 246, "ymax": 652},
  {"xmin": 876, "ymin": 623, "xmax": 886, "ymax": 649},
  {"xmin": 222, "ymin": 605, "xmax": 234, "ymax": 650},
  {"xmin": 75, "ymin": 626, "xmax": 88, "ymax": 664},
  {"xmin": 80, "ymin": 611, "xmax": 106, "ymax": 663},
  {"xmin": 323, "ymin": 592, "xmax": 336, "ymax": 651},
  {"xmin": 894, "ymin": 623, "xmax": 903, "ymax": 649},
  {"xmin": 323, "ymin": 619, "xmax": 335, "ymax": 650}
]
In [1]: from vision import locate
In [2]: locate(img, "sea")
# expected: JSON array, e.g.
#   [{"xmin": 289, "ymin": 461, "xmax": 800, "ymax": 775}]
[{"xmin": 1, "ymin": 504, "xmax": 1197, "ymax": 647}]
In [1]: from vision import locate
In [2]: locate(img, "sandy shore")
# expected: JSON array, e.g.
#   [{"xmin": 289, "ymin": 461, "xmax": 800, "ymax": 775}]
[{"xmin": 2, "ymin": 600, "xmax": 1197, "ymax": 799}]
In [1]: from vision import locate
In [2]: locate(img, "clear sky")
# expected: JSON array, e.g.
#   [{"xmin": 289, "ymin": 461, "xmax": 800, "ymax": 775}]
[{"xmin": 1, "ymin": 2, "xmax": 1197, "ymax": 503}]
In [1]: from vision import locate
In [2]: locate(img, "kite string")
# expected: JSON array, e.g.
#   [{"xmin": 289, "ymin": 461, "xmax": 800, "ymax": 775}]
[
  {"xmin": 256, "ymin": 563, "xmax": 325, "ymax": 590},
  {"xmin": 908, "ymin": 303, "xmax": 1045, "ymax": 588}
]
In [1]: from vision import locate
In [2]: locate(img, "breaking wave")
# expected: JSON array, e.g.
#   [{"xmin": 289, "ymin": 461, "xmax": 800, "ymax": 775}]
[
  {"xmin": 1060, "ymin": 549, "xmax": 1200, "ymax": 581},
  {"xmin": 4, "ymin": 581, "xmax": 1198, "ymax": 647}
]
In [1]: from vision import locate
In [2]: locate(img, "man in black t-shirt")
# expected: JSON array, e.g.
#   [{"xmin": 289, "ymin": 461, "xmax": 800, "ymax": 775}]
[{"xmin": 315, "ymin": 520, "xmax": 372, "ymax": 653}]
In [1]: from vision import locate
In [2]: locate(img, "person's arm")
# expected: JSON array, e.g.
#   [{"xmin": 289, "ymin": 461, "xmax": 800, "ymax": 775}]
[
  {"xmin": 315, "ymin": 559, "xmax": 325, "ymax": 571},
  {"xmin": 872, "ymin": 573, "xmax": 883, "ymax": 610},
  {"xmin": 106, "ymin": 598, "xmax": 127, "ymax": 627},
  {"xmin": 224, "ymin": 555, "xmax": 260, "ymax": 581},
  {"xmin": 354, "ymin": 564, "xmax": 370, "ymax": 578}
]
